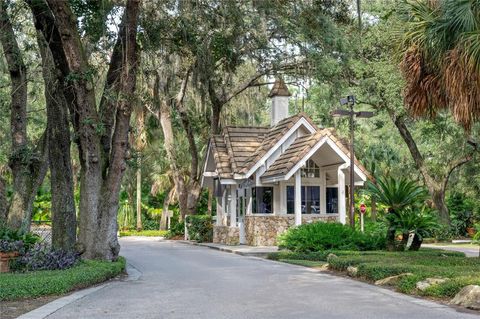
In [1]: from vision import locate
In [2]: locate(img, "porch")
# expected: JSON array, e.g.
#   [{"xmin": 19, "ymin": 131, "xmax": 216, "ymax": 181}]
[{"xmin": 213, "ymin": 157, "xmax": 366, "ymax": 246}]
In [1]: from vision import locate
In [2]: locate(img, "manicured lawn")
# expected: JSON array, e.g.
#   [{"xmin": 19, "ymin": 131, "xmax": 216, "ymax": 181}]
[
  {"xmin": 0, "ymin": 257, "xmax": 126, "ymax": 301},
  {"xmin": 119, "ymin": 230, "xmax": 169, "ymax": 237},
  {"xmin": 268, "ymin": 249, "xmax": 480, "ymax": 299}
]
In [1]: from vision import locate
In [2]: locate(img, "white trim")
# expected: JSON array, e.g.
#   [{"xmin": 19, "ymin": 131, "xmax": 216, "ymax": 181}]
[
  {"xmin": 203, "ymin": 172, "xmax": 217, "ymax": 177},
  {"xmin": 294, "ymin": 171, "xmax": 302, "ymax": 226},
  {"xmin": 220, "ymin": 179, "xmax": 238, "ymax": 185},
  {"xmin": 338, "ymin": 165, "xmax": 347, "ymax": 225},
  {"xmin": 200, "ymin": 141, "xmax": 212, "ymax": 187},
  {"xmin": 284, "ymin": 136, "xmax": 328, "ymax": 180},
  {"xmin": 325, "ymin": 139, "xmax": 368, "ymax": 181},
  {"xmin": 281, "ymin": 137, "xmax": 367, "ymax": 182},
  {"xmin": 242, "ymin": 117, "xmax": 316, "ymax": 179}
]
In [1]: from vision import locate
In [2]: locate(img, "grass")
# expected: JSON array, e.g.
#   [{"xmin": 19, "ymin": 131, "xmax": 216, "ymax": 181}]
[
  {"xmin": 268, "ymin": 249, "xmax": 480, "ymax": 299},
  {"xmin": 0, "ymin": 257, "xmax": 126, "ymax": 301},
  {"xmin": 119, "ymin": 230, "xmax": 169, "ymax": 237}
]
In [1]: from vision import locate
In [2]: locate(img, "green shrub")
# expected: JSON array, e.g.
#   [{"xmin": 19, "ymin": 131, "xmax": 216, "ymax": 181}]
[
  {"xmin": 186, "ymin": 215, "xmax": 213, "ymax": 243},
  {"xmin": 166, "ymin": 220, "xmax": 185, "ymax": 238},
  {"xmin": 267, "ymin": 251, "xmax": 332, "ymax": 261},
  {"xmin": 278, "ymin": 222, "xmax": 385, "ymax": 253},
  {"xmin": 0, "ymin": 257, "xmax": 126, "ymax": 301}
]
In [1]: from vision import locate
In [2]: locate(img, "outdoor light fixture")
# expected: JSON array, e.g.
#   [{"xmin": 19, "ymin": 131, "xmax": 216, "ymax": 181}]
[{"xmin": 331, "ymin": 95, "xmax": 374, "ymax": 228}]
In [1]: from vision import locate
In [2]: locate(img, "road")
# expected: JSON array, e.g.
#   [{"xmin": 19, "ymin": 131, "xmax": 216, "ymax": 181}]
[
  {"xmin": 44, "ymin": 238, "xmax": 478, "ymax": 319},
  {"xmin": 423, "ymin": 244, "xmax": 479, "ymax": 257}
]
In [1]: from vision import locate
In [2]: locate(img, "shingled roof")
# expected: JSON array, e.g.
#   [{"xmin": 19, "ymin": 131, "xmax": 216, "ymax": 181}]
[
  {"xmin": 211, "ymin": 126, "xmax": 269, "ymax": 178},
  {"xmin": 208, "ymin": 113, "xmax": 370, "ymax": 181},
  {"xmin": 261, "ymin": 128, "xmax": 371, "ymax": 180}
]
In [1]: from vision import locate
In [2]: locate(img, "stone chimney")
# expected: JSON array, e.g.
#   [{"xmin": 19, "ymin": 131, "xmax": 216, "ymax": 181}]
[{"xmin": 268, "ymin": 78, "xmax": 291, "ymax": 126}]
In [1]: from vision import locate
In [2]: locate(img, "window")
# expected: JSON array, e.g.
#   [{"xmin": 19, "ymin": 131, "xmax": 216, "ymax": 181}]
[
  {"xmin": 301, "ymin": 159, "xmax": 320, "ymax": 178},
  {"xmin": 252, "ymin": 187, "xmax": 273, "ymax": 214},
  {"xmin": 326, "ymin": 188, "xmax": 338, "ymax": 214},
  {"xmin": 287, "ymin": 186, "xmax": 320, "ymax": 214}
]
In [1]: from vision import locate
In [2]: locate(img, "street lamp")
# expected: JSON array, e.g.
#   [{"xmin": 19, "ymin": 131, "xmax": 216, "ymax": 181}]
[{"xmin": 331, "ymin": 95, "xmax": 374, "ymax": 228}]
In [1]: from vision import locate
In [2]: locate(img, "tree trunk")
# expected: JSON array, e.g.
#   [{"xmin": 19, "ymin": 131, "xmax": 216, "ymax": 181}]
[
  {"xmin": 431, "ymin": 187, "xmax": 449, "ymax": 225},
  {"xmin": 371, "ymin": 198, "xmax": 377, "ymax": 222},
  {"xmin": 0, "ymin": 177, "xmax": 7, "ymax": 223},
  {"xmin": 136, "ymin": 157, "xmax": 143, "ymax": 231},
  {"xmin": 386, "ymin": 226, "xmax": 396, "ymax": 251},
  {"xmin": 160, "ymin": 188, "xmax": 174, "ymax": 230},
  {"xmin": 37, "ymin": 31, "xmax": 77, "ymax": 251},
  {"xmin": 32, "ymin": 0, "xmax": 140, "ymax": 260},
  {"xmin": 1, "ymin": 0, "xmax": 49, "ymax": 232},
  {"xmin": 391, "ymin": 113, "xmax": 451, "ymax": 225}
]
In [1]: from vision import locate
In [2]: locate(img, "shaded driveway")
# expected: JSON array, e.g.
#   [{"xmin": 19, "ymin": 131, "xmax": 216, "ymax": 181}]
[{"xmin": 45, "ymin": 238, "xmax": 478, "ymax": 319}]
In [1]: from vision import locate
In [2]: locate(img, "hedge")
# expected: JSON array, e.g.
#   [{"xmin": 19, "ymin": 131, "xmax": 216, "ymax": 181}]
[{"xmin": 0, "ymin": 257, "xmax": 126, "ymax": 301}]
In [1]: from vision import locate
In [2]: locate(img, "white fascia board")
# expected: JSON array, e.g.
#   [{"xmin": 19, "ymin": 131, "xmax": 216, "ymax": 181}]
[
  {"xmin": 200, "ymin": 141, "xmax": 212, "ymax": 187},
  {"xmin": 261, "ymin": 175, "xmax": 285, "ymax": 183},
  {"xmin": 329, "ymin": 139, "xmax": 367, "ymax": 181},
  {"xmin": 243, "ymin": 117, "xmax": 316, "ymax": 179},
  {"xmin": 283, "ymin": 137, "xmax": 367, "ymax": 182},
  {"xmin": 203, "ymin": 172, "xmax": 218, "ymax": 177},
  {"xmin": 285, "ymin": 136, "xmax": 328, "ymax": 180},
  {"xmin": 219, "ymin": 179, "xmax": 237, "ymax": 185}
]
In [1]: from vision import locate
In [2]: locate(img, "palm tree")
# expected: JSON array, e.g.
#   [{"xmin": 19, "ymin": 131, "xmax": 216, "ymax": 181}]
[
  {"xmin": 399, "ymin": 0, "xmax": 480, "ymax": 130},
  {"xmin": 366, "ymin": 176, "xmax": 428, "ymax": 250}
]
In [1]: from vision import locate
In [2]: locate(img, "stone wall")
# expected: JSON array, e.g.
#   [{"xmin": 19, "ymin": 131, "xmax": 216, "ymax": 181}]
[
  {"xmin": 245, "ymin": 215, "xmax": 338, "ymax": 246},
  {"xmin": 213, "ymin": 226, "xmax": 240, "ymax": 245}
]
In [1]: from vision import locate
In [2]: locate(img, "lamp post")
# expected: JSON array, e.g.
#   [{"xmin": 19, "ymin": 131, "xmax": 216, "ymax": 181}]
[{"xmin": 331, "ymin": 95, "xmax": 373, "ymax": 228}]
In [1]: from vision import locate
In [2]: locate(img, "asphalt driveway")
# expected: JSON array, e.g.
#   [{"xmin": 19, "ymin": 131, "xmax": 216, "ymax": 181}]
[{"xmin": 41, "ymin": 238, "xmax": 477, "ymax": 319}]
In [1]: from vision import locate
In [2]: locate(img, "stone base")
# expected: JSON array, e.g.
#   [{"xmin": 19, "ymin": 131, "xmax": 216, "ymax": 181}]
[
  {"xmin": 213, "ymin": 226, "xmax": 240, "ymax": 245},
  {"xmin": 245, "ymin": 215, "xmax": 338, "ymax": 246}
]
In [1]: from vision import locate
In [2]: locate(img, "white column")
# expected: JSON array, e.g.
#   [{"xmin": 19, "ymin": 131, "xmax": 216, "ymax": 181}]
[
  {"xmin": 246, "ymin": 187, "xmax": 253, "ymax": 215},
  {"xmin": 320, "ymin": 170, "xmax": 327, "ymax": 214},
  {"xmin": 221, "ymin": 189, "xmax": 227, "ymax": 226},
  {"xmin": 279, "ymin": 181, "xmax": 286, "ymax": 214},
  {"xmin": 216, "ymin": 198, "xmax": 222, "ymax": 226},
  {"xmin": 230, "ymin": 185, "xmax": 237, "ymax": 227},
  {"xmin": 294, "ymin": 171, "xmax": 302, "ymax": 226},
  {"xmin": 338, "ymin": 166, "xmax": 346, "ymax": 224}
]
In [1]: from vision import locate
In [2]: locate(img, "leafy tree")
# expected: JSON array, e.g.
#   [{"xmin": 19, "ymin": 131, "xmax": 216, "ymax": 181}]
[{"xmin": 28, "ymin": 0, "xmax": 141, "ymax": 260}]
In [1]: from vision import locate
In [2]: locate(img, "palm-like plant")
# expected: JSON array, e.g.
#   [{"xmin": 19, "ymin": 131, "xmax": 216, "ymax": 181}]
[
  {"xmin": 388, "ymin": 207, "xmax": 438, "ymax": 250},
  {"xmin": 399, "ymin": 0, "xmax": 480, "ymax": 130},
  {"xmin": 366, "ymin": 176, "xmax": 428, "ymax": 214},
  {"xmin": 366, "ymin": 176, "xmax": 428, "ymax": 250}
]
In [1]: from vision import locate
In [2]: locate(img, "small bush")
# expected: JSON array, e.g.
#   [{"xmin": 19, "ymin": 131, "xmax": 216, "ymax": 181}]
[
  {"xmin": 12, "ymin": 245, "xmax": 79, "ymax": 271},
  {"xmin": 278, "ymin": 222, "xmax": 385, "ymax": 253},
  {"xmin": 0, "ymin": 227, "xmax": 41, "ymax": 252},
  {"xmin": 166, "ymin": 221, "xmax": 185, "ymax": 238},
  {"xmin": 186, "ymin": 215, "xmax": 213, "ymax": 242}
]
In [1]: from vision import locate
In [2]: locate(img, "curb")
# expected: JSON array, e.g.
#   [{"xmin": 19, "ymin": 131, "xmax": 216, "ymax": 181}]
[
  {"xmin": 177, "ymin": 240, "xmax": 274, "ymax": 258},
  {"xmin": 16, "ymin": 262, "xmax": 142, "ymax": 319}
]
